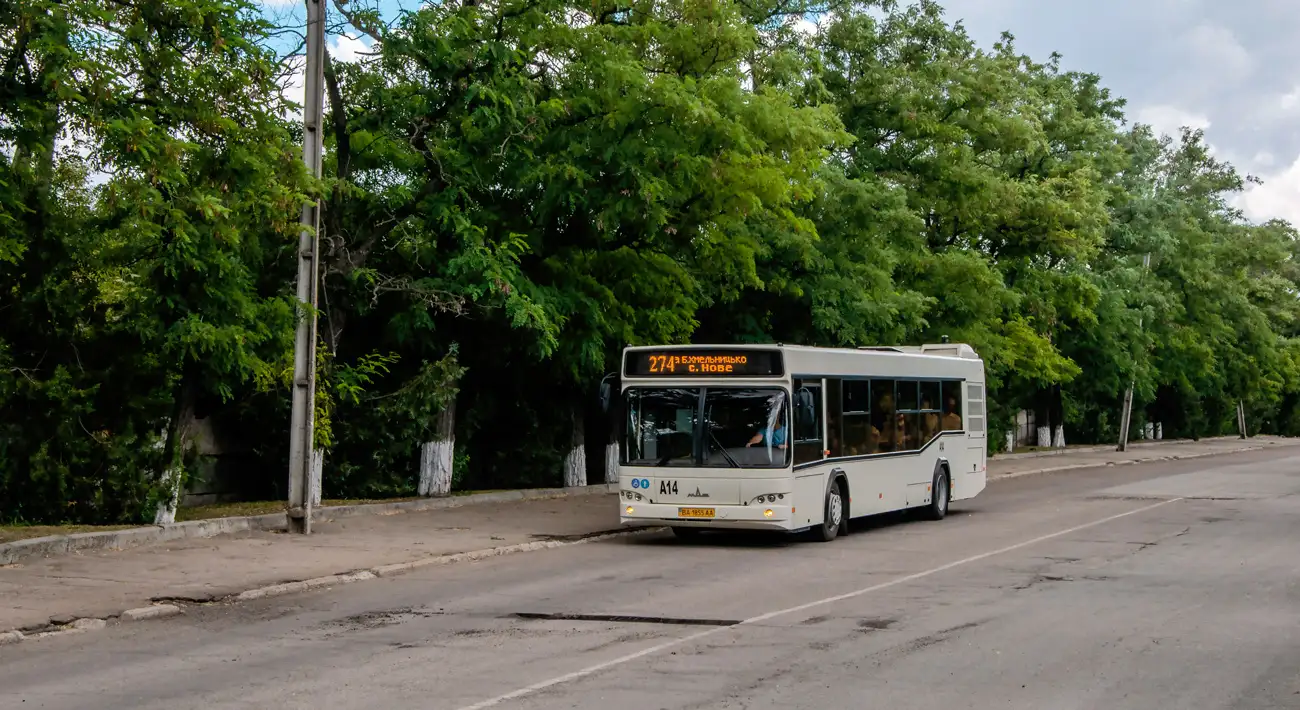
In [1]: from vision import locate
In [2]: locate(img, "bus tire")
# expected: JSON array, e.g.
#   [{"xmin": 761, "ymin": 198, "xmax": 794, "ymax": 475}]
[
  {"xmin": 812, "ymin": 478, "xmax": 845, "ymax": 542},
  {"xmin": 924, "ymin": 468, "xmax": 950, "ymax": 521}
]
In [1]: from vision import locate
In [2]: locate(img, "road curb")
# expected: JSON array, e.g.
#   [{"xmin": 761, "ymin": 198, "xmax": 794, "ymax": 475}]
[
  {"xmin": 0, "ymin": 483, "xmax": 619, "ymax": 567},
  {"xmin": 235, "ymin": 570, "xmax": 378, "ymax": 601},
  {"xmin": 121, "ymin": 605, "xmax": 183, "ymax": 622},
  {"xmin": 991, "ymin": 435, "xmax": 1254, "ymax": 462},
  {"xmin": 1, "ymin": 526, "xmax": 663, "ymax": 648},
  {"xmin": 989, "ymin": 444, "xmax": 1269, "ymax": 482}
]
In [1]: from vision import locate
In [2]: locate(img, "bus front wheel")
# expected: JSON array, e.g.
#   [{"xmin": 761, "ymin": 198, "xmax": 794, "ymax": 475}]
[{"xmin": 811, "ymin": 478, "xmax": 845, "ymax": 542}]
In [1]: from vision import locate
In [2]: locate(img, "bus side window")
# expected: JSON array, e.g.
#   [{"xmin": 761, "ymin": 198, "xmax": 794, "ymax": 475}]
[
  {"xmin": 792, "ymin": 379, "xmax": 824, "ymax": 465},
  {"xmin": 871, "ymin": 379, "xmax": 897, "ymax": 452},
  {"xmin": 941, "ymin": 380, "xmax": 964, "ymax": 431},
  {"xmin": 896, "ymin": 380, "xmax": 920, "ymax": 452},
  {"xmin": 842, "ymin": 379, "xmax": 874, "ymax": 456},
  {"xmin": 825, "ymin": 378, "xmax": 843, "ymax": 458}
]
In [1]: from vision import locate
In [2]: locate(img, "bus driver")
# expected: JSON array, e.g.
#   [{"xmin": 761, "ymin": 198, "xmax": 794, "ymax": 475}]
[{"xmin": 746, "ymin": 413, "xmax": 788, "ymax": 450}]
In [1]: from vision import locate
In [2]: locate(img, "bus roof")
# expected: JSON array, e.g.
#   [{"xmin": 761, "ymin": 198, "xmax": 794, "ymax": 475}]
[
  {"xmin": 622, "ymin": 342, "xmax": 981, "ymax": 360},
  {"xmin": 621, "ymin": 343, "xmax": 984, "ymax": 382}
]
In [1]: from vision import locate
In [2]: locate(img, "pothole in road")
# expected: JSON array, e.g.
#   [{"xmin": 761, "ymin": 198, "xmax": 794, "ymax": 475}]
[
  {"xmin": 512, "ymin": 612, "xmax": 741, "ymax": 627},
  {"xmin": 328, "ymin": 607, "xmax": 445, "ymax": 631},
  {"xmin": 858, "ymin": 617, "xmax": 898, "ymax": 631}
]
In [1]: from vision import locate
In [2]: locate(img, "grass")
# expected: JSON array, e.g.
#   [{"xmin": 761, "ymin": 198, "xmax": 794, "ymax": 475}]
[
  {"xmin": 0, "ymin": 525, "xmax": 138, "ymax": 545},
  {"xmin": 0, "ymin": 489, "xmax": 521, "ymax": 543}
]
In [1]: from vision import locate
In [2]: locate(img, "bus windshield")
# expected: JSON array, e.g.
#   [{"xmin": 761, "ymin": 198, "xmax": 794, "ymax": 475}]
[{"xmin": 623, "ymin": 387, "xmax": 790, "ymax": 469}]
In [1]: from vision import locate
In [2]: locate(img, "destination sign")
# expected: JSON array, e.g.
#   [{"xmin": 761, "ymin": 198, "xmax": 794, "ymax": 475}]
[{"xmin": 624, "ymin": 349, "xmax": 783, "ymax": 377}]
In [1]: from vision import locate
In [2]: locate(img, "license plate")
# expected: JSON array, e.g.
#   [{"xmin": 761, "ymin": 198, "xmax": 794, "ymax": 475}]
[{"xmin": 677, "ymin": 507, "xmax": 715, "ymax": 519}]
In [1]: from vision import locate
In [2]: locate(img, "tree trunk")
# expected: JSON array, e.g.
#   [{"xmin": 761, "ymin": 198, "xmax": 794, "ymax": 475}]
[
  {"xmin": 604, "ymin": 442, "xmax": 620, "ymax": 484},
  {"xmin": 1034, "ymin": 388, "xmax": 1051, "ymax": 448},
  {"xmin": 564, "ymin": 409, "xmax": 587, "ymax": 488},
  {"xmin": 1050, "ymin": 385, "xmax": 1066, "ymax": 449},
  {"xmin": 419, "ymin": 405, "xmax": 455, "ymax": 497},
  {"xmin": 1004, "ymin": 430, "xmax": 1015, "ymax": 453},
  {"xmin": 604, "ymin": 404, "xmax": 619, "ymax": 484},
  {"xmin": 155, "ymin": 372, "xmax": 197, "ymax": 525}
]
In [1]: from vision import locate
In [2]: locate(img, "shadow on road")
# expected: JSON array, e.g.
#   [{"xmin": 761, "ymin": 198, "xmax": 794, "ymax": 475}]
[{"xmin": 623, "ymin": 505, "xmax": 987, "ymax": 548}]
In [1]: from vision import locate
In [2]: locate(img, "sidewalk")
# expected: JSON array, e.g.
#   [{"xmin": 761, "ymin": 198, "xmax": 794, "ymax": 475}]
[{"xmin": 1, "ymin": 435, "xmax": 1295, "ymax": 638}]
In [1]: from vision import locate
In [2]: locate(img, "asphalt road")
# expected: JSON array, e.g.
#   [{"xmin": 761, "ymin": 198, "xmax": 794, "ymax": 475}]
[{"xmin": 4, "ymin": 448, "xmax": 1300, "ymax": 710}]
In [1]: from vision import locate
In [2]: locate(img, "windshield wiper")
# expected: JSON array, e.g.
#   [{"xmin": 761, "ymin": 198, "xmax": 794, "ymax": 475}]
[{"xmin": 708, "ymin": 429, "xmax": 741, "ymax": 469}]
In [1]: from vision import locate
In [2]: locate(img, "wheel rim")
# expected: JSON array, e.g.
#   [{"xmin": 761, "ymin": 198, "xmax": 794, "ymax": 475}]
[
  {"xmin": 828, "ymin": 489, "xmax": 843, "ymax": 528},
  {"xmin": 938, "ymin": 477, "xmax": 948, "ymax": 510}
]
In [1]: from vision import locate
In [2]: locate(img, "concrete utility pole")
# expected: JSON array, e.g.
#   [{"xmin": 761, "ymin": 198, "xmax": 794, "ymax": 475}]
[
  {"xmin": 287, "ymin": 0, "xmax": 327, "ymax": 534},
  {"xmin": 1117, "ymin": 252, "xmax": 1151, "ymax": 453}
]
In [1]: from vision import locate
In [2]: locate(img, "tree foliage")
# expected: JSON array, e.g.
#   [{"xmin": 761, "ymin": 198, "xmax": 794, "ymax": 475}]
[{"xmin": 3, "ymin": 0, "xmax": 1299, "ymax": 522}]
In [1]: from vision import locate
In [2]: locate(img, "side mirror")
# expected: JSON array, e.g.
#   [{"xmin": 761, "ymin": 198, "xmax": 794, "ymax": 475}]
[{"xmin": 598, "ymin": 373, "xmax": 617, "ymax": 413}]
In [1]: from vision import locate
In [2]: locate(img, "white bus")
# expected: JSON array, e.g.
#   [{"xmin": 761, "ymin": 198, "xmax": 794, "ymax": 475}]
[{"xmin": 617, "ymin": 343, "xmax": 987, "ymax": 541}]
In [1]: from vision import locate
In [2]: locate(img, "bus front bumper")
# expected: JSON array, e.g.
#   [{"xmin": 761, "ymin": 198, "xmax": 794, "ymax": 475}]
[{"xmin": 620, "ymin": 503, "xmax": 794, "ymax": 531}]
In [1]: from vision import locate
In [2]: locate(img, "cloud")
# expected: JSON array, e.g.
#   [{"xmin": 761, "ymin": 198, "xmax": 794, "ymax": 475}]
[
  {"xmin": 1134, "ymin": 105, "xmax": 1211, "ymax": 139},
  {"xmin": 1182, "ymin": 22, "xmax": 1253, "ymax": 77},
  {"xmin": 1235, "ymin": 157, "xmax": 1300, "ymax": 225},
  {"xmin": 329, "ymin": 34, "xmax": 375, "ymax": 63}
]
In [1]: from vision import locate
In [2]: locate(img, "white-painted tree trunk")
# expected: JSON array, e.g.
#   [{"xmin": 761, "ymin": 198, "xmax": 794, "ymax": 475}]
[
  {"xmin": 1156, "ymin": 422, "xmax": 1163, "ymax": 440},
  {"xmin": 1037, "ymin": 425, "xmax": 1051, "ymax": 448},
  {"xmin": 154, "ymin": 460, "xmax": 183, "ymax": 525},
  {"xmin": 311, "ymin": 450, "xmax": 323, "ymax": 507},
  {"xmin": 418, "ymin": 439, "xmax": 454, "ymax": 497},
  {"xmin": 1052, "ymin": 424, "xmax": 1065, "ymax": 449},
  {"xmin": 1004, "ymin": 431, "xmax": 1015, "ymax": 453},
  {"xmin": 563, "ymin": 445, "xmax": 587, "ymax": 488},
  {"xmin": 604, "ymin": 442, "xmax": 619, "ymax": 484},
  {"xmin": 563, "ymin": 410, "xmax": 587, "ymax": 488},
  {"xmin": 154, "ymin": 376, "xmax": 197, "ymax": 526},
  {"xmin": 1143, "ymin": 422, "xmax": 1154, "ymax": 440},
  {"xmin": 152, "ymin": 422, "xmax": 186, "ymax": 526},
  {"xmin": 418, "ymin": 405, "xmax": 456, "ymax": 497}
]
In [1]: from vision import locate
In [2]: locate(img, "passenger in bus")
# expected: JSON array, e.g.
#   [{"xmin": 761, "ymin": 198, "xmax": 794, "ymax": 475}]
[
  {"xmin": 746, "ymin": 414, "xmax": 787, "ymax": 449},
  {"xmin": 874, "ymin": 389, "xmax": 896, "ymax": 452},
  {"xmin": 942, "ymin": 396, "xmax": 962, "ymax": 430},
  {"xmin": 921, "ymin": 399, "xmax": 939, "ymax": 442},
  {"xmin": 894, "ymin": 412, "xmax": 910, "ymax": 450}
]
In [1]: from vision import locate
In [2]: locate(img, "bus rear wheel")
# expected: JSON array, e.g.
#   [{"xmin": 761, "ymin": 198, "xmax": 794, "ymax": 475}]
[
  {"xmin": 923, "ymin": 469, "xmax": 950, "ymax": 521},
  {"xmin": 811, "ymin": 479, "xmax": 845, "ymax": 542}
]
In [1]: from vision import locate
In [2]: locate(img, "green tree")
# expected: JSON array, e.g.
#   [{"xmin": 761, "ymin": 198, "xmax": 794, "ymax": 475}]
[{"xmin": 0, "ymin": 0, "xmax": 308, "ymax": 524}]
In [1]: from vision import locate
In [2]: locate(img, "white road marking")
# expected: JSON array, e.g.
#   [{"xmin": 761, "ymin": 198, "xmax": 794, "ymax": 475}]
[{"xmin": 455, "ymin": 497, "xmax": 1184, "ymax": 710}]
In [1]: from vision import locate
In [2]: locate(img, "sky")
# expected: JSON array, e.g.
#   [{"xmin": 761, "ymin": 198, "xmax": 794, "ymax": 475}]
[
  {"xmin": 265, "ymin": 0, "xmax": 1300, "ymax": 226},
  {"xmin": 935, "ymin": 0, "xmax": 1300, "ymax": 226}
]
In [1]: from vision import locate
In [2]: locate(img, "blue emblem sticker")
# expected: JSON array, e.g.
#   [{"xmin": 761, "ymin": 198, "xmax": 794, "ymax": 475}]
[{"xmin": 631, "ymin": 478, "xmax": 640, "ymax": 489}]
